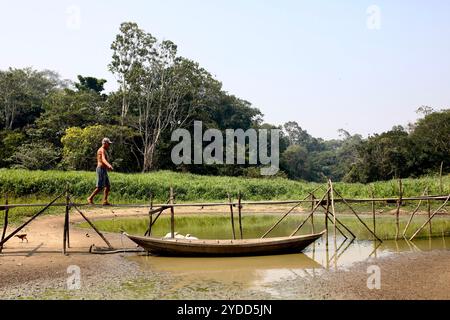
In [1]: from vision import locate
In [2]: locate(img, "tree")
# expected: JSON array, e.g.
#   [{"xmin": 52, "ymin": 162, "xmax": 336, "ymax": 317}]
[
  {"xmin": 410, "ymin": 108, "xmax": 450, "ymax": 174},
  {"xmin": 9, "ymin": 142, "xmax": 60, "ymax": 170},
  {"xmin": 61, "ymin": 125, "xmax": 139, "ymax": 171},
  {"xmin": 0, "ymin": 68, "xmax": 61, "ymax": 130},
  {"xmin": 33, "ymin": 89, "xmax": 104, "ymax": 146},
  {"xmin": 75, "ymin": 75, "xmax": 107, "ymax": 94},
  {"xmin": 109, "ymin": 22, "xmax": 156, "ymax": 125}
]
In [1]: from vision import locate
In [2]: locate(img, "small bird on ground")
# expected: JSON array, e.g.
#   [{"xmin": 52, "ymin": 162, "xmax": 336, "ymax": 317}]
[{"xmin": 15, "ymin": 234, "xmax": 28, "ymax": 242}]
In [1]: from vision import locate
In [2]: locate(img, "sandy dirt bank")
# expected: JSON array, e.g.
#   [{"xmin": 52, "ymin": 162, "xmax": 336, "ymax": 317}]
[{"xmin": 1, "ymin": 208, "xmax": 449, "ymax": 300}]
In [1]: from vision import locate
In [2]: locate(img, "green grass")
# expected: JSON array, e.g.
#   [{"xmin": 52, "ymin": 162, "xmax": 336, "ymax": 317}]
[
  {"xmin": 1, "ymin": 169, "xmax": 448, "ymax": 202},
  {"xmin": 80, "ymin": 214, "xmax": 450, "ymax": 241},
  {"xmin": 0, "ymin": 169, "xmax": 448, "ymax": 226}
]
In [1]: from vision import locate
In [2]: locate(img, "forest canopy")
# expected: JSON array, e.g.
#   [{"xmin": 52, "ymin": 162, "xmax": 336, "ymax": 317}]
[{"xmin": 0, "ymin": 22, "xmax": 448, "ymax": 183}]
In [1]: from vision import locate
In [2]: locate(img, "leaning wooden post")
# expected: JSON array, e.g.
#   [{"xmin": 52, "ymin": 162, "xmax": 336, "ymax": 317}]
[
  {"xmin": 325, "ymin": 184, "xmax": 330, "ymax": 246},
  {"xmin": 333, "ymin": 188, "xmax": 383, "ymax": 242},
  {"xmin": 63, "ymin": 186, "xmax": 70, "ymax": 255},
  {"xmin": 410, "ymin": 194, "xmax": 450, "ymax": 241},
  {"xmin": 238, "ymin": 192, "xmax": 243, "ymax": 240},
  {"xmin": 148, "ymin": 192, "xmax": 154, "ymax": 237},
  {"xmin": 395, "ymin": 179, "xmax": 403, "ymax": 241},
  {"xmin": 170, "ymin": 187, "xmax": 175, "ymax": 239},
  {"xmin": 329, "ymin": 180, "xmax": 337, "ymax": 241},
  {"xmin": 227, "ymin": 193, "xmax": 236, "ymax": 240},
  {"xmin": 310, "ymin": 193, "xmax": 315, "ymax": 233},
  {"xmin": 0, "ymin": 194, "xmax": 9, "ymax": 254}
]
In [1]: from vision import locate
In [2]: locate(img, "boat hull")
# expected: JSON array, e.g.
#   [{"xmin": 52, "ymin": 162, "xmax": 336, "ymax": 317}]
[{"xmin": 125, "ymin": 231, "xmax": 325, "ymax": 257}]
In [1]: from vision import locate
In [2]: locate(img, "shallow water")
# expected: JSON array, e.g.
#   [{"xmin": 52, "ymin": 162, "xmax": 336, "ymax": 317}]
[
  {"xmin": 127, "ymin": 235, "xmax": 449, "ymax": 297},
  {"xmin": 86, "ymin": 213, "xmax": 450, "ymax": 297}
]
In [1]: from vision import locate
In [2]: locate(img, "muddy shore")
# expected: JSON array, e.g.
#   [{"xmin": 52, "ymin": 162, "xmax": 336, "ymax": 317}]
[{"xmin": 1, "ymin": 208, "xmax": 449, "ymax": 300}]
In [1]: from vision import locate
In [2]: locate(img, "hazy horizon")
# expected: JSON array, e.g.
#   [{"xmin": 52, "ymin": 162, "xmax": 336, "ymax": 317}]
[{"xmin": 1, "ymin": 0, "xmax": 449, "ymax": 139}]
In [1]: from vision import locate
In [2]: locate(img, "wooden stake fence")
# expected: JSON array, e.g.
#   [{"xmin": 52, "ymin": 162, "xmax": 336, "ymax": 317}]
[{"xmin": 1, "ymin": 179, "xmax": 449, "ymax": 256}]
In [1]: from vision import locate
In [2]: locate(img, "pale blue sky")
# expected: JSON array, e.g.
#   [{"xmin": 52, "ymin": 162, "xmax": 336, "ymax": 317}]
[{"xmin": 1, "ymin": 0, "xmax": 449, "ymax": 139}]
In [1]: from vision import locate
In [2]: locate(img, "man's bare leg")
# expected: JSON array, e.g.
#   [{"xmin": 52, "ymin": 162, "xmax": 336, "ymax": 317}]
[
  {"xmin": 103, "ymin": 187, "xmax": 111, "ymax": 205},
  {"xmin": 87, "ymin": 188, "xmax": 101, "ymax": 204}
]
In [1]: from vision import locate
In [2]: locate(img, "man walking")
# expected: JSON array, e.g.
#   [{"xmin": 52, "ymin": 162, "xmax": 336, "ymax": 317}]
[{"xmin": 87, "ymin": 138, "xmax": 114, "ymax": 205}]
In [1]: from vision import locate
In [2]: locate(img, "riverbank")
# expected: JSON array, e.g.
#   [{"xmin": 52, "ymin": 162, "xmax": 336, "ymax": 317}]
[{"xmin": 1, "ymin": 208, "xmax": 450, "ymax": 300}]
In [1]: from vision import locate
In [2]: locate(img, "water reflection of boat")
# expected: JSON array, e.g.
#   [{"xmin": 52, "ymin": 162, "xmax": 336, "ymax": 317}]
[{"xmin": 125, "ymin": 230, "xmax": 325, "ymax": 257}]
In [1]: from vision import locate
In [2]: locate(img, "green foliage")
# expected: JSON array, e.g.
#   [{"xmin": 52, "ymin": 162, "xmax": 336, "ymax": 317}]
[
  {"xmin": 75, "ymin": 75, "xmax": 107, "ymax": 94},
  {"xmin": 61, "ymin": 125, "xmax": 139, "ymax": 171},
  {"xmin": 34, "ymin": 89, "xmax": 105, "ymax": 146},
  {"xmin": 0, "ymin": 130, "xmax": 26, "ymax": 167},
  {"xmin": 9, "ymin": 142, "xmax": 60, "ymax": 170},
  {"xmin": 0, "ymin": 67, "xmax": 61, "ymax": 130}
]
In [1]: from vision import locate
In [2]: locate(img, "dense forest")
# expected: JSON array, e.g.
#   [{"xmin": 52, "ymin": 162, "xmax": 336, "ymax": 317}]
[{"xmin": 0, "ymin": 22, "xmax": 448, "ymax": 183}]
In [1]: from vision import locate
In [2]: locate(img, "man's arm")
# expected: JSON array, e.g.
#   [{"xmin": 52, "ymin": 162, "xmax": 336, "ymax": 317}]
[{"xmin": 100, "ymin": 149, "xmax": 113, "ymax": 170}]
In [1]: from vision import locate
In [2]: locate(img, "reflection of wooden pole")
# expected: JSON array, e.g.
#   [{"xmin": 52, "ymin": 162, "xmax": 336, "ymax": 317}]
[
  {"xmin": 395, "ymin": 180, "xmax": 403, "ymax": 241},
  {"xmin": 228, "ymin": 193, "xmax": 236, "ymax": 240},
  {"xmin": 0, "ymin": 194, "xmax": 8, "ymax": 253},
  {"xmin": 238, "ymin": 192, "xmax": 243, "ymax": 240},
  {"xmin": 170, "ymin": 187, "xmax": 175, "ymax": 239}
]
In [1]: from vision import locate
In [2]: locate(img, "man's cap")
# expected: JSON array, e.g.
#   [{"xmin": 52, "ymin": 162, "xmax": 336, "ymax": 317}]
[{"xmin": 102, "ymin": 137, "xmax": 113, "ymax": 144}]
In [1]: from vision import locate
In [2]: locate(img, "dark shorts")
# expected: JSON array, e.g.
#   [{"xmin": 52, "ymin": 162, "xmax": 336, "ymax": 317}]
[{"xmin": 96, "ymin": 167, "xmax": 110, "ymax": 189}]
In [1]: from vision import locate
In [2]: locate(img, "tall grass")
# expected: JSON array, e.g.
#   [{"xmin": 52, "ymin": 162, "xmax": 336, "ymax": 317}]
[
  {"xmin": 1, "ymin": 169, "xmax": 448, "ymax": 202},
  {"xmin": 0, "ymin": 169, "xmax": 448, "ymax": 226}
]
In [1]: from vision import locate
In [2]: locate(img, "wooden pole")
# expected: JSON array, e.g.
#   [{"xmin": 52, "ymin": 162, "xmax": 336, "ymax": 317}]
[
  {"xmin": 72, "ymin": 205, "xmax": 113, "ymax": 248},
  {"xmin": 319, "ymin": 205, "xmax": 353, "ymax": 239},
  {"xmin": 290, "ymin": 188, "xmax": 330, "ymax": 237},
  {"xmin": 329, "ymin": 180, "xmax": 337, "ymax": 241},
  {"xmin": 310, "ymin": 194, "xmax": 315, "ymax": 233},
  {"xmin": 427, "ymin": 187, "xmax": 432, "ymax": 236},
  {"xmin": 333, "ymin": 188, "xmax": 383, "ymax": 242},
  {"xmin": 228, "ymin": 193, "xmax": 236, "ymax": 240},
  {"xmin": 145, "ymin": 192, "xmax": 154, "ymax": 237},
  {"xmin": 325, "ymin": 185, "xmax": 330, "ymax": 246},
  {"xmin": 238, "ymin": 192, "xmax": 243, "ymax": 240},
  {"xmin": 395, "ymin": 179, "xmax": 403, "ymax": 241},
  {"xmin": 403, "ymin": 187, "xmax": 427, "ymax": 237},
  {"xmin": 170, "ymin": 187, "xmax": 175, "ymax": 239},
  {"xmin": 0, "ymin": 194, "xmax": 8, "ymax": 253},
  {"xmin": 63, "ymin": 187, "xmax": 70, "ymax": 255},
  {"xmin": 370, "ymin": 186, "xmax": 376, "ymax": 240},
  {"xmin": 439, "ymin": 161, "xmax": 444, "ymax": 194},
  {"xmin": 0, "ymin": 193, "xmax": 64, "ymax": 247},
  {"xmin": 261, "ymin": 194, "xmax": 312, "ymax": 239},
  {"xmin": 409, "ymin": 194, "xmax": 450, "ymax": 241}
]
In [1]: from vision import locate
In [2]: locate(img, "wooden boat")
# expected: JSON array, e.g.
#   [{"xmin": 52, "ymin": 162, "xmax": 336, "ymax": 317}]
[{"xmin": 125, "ymin": 230, "xmax": 325, "ymax": 257}]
